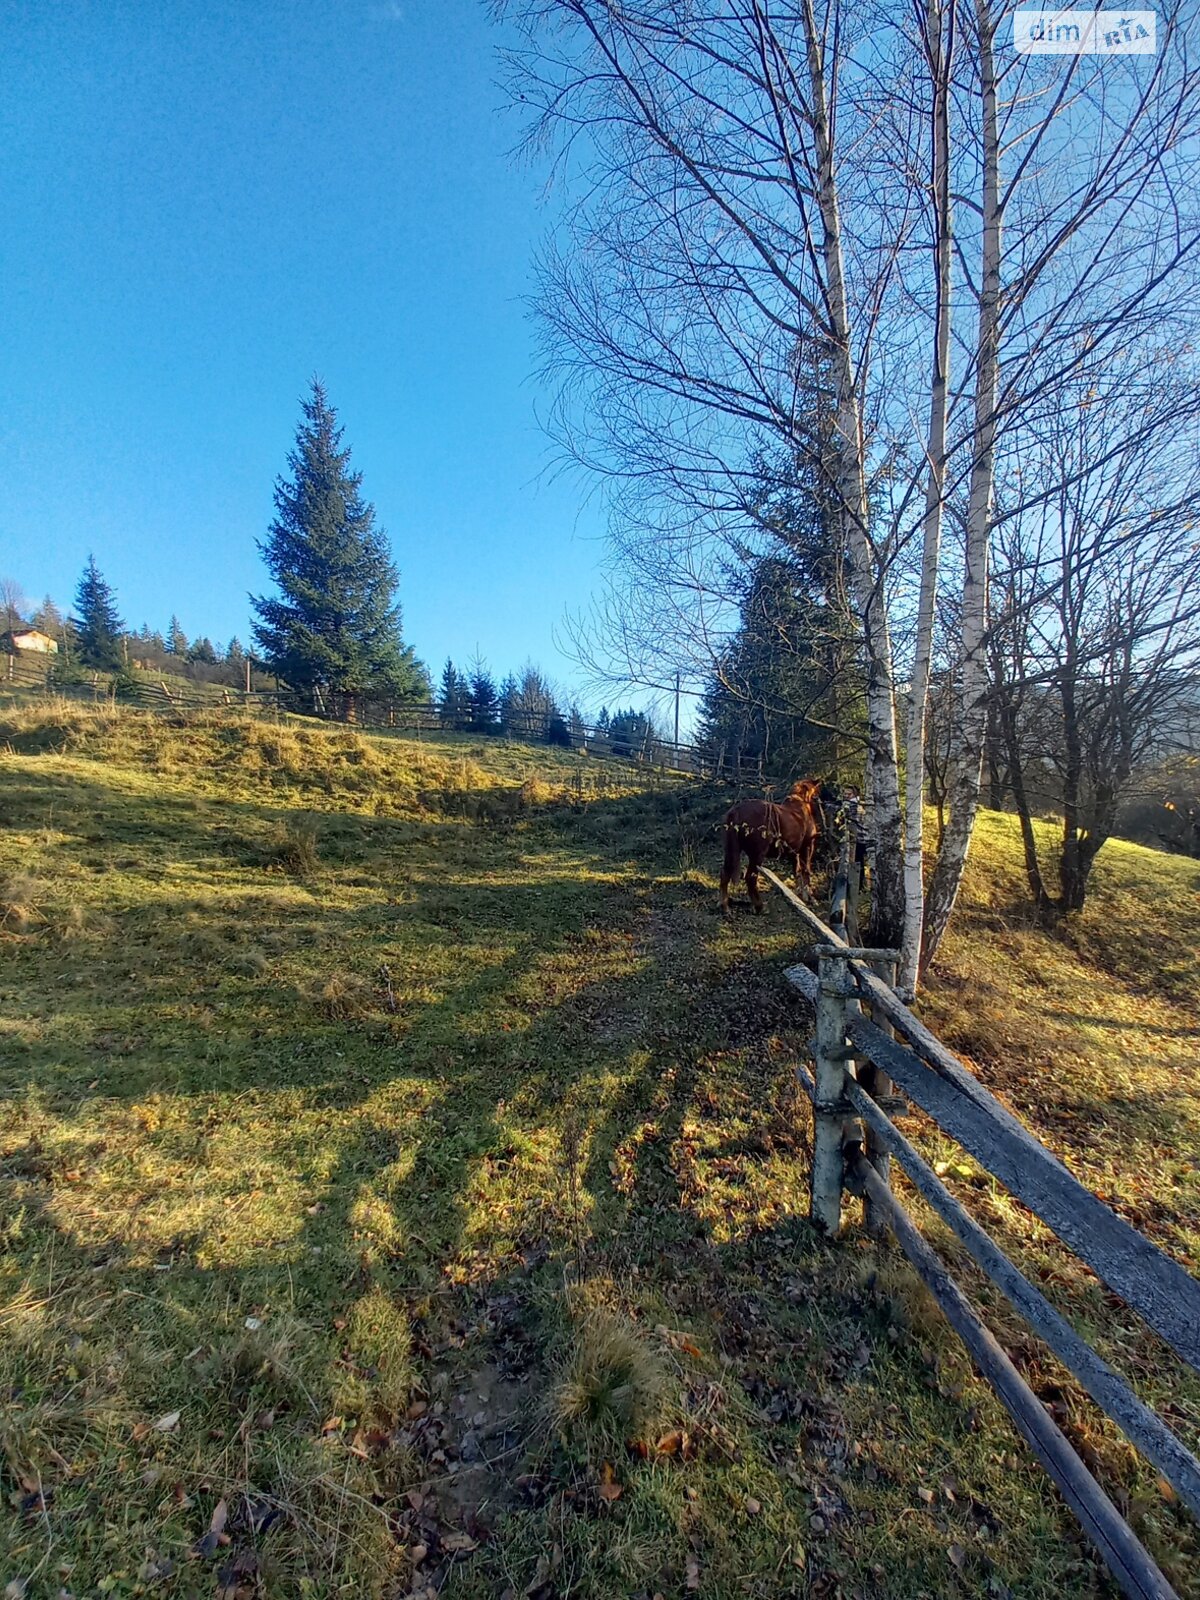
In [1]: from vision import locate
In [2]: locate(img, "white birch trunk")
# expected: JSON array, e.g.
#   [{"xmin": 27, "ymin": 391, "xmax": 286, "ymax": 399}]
[
  {"xmin": 799, "ymin": 0, "xmax": 906, "ymax": 947},
  {"xmin": 900, "ymin": 0, "xmax": 956, "ymax": 993},
  {"xmin": 922, "ymin": 0, "xmax": 1000, "ymax": 971}
]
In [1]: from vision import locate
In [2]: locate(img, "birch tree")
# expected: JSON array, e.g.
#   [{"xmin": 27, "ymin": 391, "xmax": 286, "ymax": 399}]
[{"xmin": 501, "ymin": 0, "xmax": 1200, "ymax": 971}]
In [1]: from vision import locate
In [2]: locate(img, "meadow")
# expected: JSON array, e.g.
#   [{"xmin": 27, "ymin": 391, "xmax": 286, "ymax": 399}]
[{"xmin": 1, "ymin": 700, "xmax": 1198, "ymax": 1599}]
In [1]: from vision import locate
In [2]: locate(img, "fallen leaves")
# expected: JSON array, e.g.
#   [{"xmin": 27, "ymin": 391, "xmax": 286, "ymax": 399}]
[
  {"xmin": 597, "ymin": 1461, "xmax": 623, "ymax": 1503},
  {"xmin": 132, "ymin": 1409, "xmax": 181, "ymax": 1440},
  {"xmin": 193, "ymin": 1497, "xmax": 229, "ymax": 1560}
]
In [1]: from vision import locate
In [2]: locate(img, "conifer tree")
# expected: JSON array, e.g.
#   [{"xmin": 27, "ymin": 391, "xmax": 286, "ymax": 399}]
[
  {"xmin": 167, "ymin": 615, "xmax": 188, "ymax": 656},
  {"xmin": 32, "ymin": 596, "xmax": 64, "ymax": 642},
  {"xmin": 438, "ymin": 659, "xmax": 471, "ymax": 728},
  {"xmin": 467, "ymin": 657, "xmax": 500, "ymax": 732},
  {"xmin": 251, "ymin": 379, "xmax": 426, "ymax": 714},
  {"xmin": 498, "ymin": 673, "xmax": 520, "ymax": 732},
  {"xmin": 72, "ymin": 556, "xmax": 124, "ymax": 670}
]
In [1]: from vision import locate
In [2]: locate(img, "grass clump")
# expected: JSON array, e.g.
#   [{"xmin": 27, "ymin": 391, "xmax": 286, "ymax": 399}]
[
  {"xmin": 550, "ymin": 1304, "xmax": 670, "ymax": 1448},
  {"xmin": 266, "ymin": 817, "xmax": 320, "ymax": 874},
  {"xmin": 0, "ymin": 871, "xmax": 42, "ymax": 931},
  {"xmin": 312, "ymin": 968, "xmax": 379, "ymax": 1020},
  {"xmin": 332, "ymin": 1289, "xmax": 414, "ymax": 1422}
]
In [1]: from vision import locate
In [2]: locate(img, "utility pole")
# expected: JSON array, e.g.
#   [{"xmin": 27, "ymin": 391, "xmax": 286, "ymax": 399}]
[
  {"xmin": 245, "ymin": 654, "xmax": 251, "ymax": 695},
  {"xmin": 674, "ymin": 672, "xmax": 680, "ymax": 759}
]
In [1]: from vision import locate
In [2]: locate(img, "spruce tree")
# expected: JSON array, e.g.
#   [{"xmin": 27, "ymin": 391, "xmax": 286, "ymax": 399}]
[
  {"xmin": 32, "ymin": 596, "xmax": 64, "ymax": 641},
  {"xmin": 438, "ymin": 659, "xmax": 470, "ymax": 728},
  {"xmin": 167, "ymin": 615, "xmax": 188, "ymax": 656},
  {"xmin": 251, "ymin": 379, "xmax": 426, "ymax": 714},
  {"xmin": 467, "ymin": 657, "xmax": 500, "ymax": 732},
  {"xmin": 498, "ymin": 673, "xmax": 520, "ymax": 733},
  {"xmin": 73, "ymin": 556, "xmax": 124, "ymax": 670}
]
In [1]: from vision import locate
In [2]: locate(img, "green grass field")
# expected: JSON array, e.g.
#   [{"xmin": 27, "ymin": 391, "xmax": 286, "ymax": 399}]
[{"xmin": 2, "ymin": 699, "xmax": 1198, "ymax": 1599}]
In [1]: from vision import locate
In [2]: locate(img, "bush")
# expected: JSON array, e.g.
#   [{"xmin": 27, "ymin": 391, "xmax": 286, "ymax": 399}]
[
  {"xmin": 111, "ymin": 667, "xmax": 142, "ymax": 700},
  {"xmin": 50, "ymin": 661, "xmax": 88, "ymax": 688}
]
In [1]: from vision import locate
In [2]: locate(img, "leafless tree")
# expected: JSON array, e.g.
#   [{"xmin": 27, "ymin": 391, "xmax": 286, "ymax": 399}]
[
  {"xmin": 500, "ymin": 0, "xmax": 1200, "ymax": 976},
  {"xmin": 988, "ymin": 362, "xmax": 1200, "ymax": 913},
  {"xmin": 0, "ymin": 577, "xmax": 28, "ymax": 633}
]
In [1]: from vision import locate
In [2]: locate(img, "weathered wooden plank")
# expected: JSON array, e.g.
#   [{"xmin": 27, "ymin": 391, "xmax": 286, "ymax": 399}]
[
  {"xmin": 773, "ymin": 884, "xmax": 1200, "ymax": 1374},
  {"xmin": 847, "ymin": 1154, "xmax": 1180, "ymax": 1600},
  {"xmin": 844, "ymin": 1009, "xmax": 1200, "ymax": 1374},
  {"xmin": 830, "ymin": 1062, "xmax": 1200, "ymax": 1520}
]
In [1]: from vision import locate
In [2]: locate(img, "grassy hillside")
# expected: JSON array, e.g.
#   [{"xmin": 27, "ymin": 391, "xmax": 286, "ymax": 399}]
[{"xmin": 1, "ymin": 700, "xmax": 1197, "ymax": 1599}]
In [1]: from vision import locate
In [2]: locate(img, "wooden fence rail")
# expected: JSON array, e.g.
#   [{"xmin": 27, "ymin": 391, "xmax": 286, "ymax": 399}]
[{"xmin": 760, "ymin": 864, "xmax": 1200, "ymax": 1600}]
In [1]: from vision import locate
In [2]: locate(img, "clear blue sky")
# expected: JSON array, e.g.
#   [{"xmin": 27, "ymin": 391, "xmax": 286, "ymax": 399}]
[{"xmin": 0, "ymin": 0, "xmax": 610, "ymax": 694}]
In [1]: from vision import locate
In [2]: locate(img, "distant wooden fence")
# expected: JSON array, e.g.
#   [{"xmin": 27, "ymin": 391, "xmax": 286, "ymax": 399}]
[
  {"xmin": 764, "ymin": 832, "xmax": 1200, "ymax": 1600},
  {"xmin": 7, "ymin": 659, "xmax": 795, "ymax": 780}
]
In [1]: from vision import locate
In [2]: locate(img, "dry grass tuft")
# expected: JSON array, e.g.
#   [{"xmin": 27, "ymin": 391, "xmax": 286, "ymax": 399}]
[
  {"xmin": 0, "ymin": 871, "xmax": 42, "ymax": 932},
  {"xmin": 199, "ymin": 1315, "xmax": 312, "ymax": 1409},
  {"xmin": 313, "ymin": 970, "xmax": 379, "ymax": 1020},
  {"xmin": 549, "ymin": 1305, "xmax": 669, "ymax": 1446},
  {"xmin": 266, "ymin": 818, "xmax": 321, "ymax": 874},
  {"xmin": 519, "ymin": 775, "xmax": 558, "ymax": 809}
]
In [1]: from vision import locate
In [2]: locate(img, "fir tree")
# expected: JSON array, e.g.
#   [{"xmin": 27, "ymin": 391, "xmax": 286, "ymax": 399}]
[
  {"xmin": 72, "ymin": 556, "xmax": 124, "ymax": 670},
  {"xmin": 32, "ymin": 596, "xmax": 64, "ymax": 641},
  {"xmin": 187, "ymin": 637, "xmax": 218, "ymax": 665},
  {"xmin": 467, "ymin": 657, "xmax": 500, "ymax": 732},
  {"xmin": 438, "ymin": 659, "xmax": 470, "ymax": 728},
  {"xmin": 167, "ymin": 615, "xmax": 188, "ymax": 656},
  {"xmin": 226, "ymin": 637, "xmax": 245, "ymax": 663},
  {"xmin": 498, "ymin": 673, "xmax": 520, "ymax": 732},
  {"xmin": 251, "ymin": 379, "xmax": 427, "ymax": 714}
]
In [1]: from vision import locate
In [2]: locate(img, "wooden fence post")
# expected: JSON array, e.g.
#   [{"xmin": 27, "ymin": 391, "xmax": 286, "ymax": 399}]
[{"xmin": 811, "ymin": 953, "xmax": 851, "ymax": 1233}]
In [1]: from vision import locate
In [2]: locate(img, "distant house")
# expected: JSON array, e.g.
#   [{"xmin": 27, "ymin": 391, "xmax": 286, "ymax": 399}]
[{"xmin": 1, "ymin": 627, "xmax": 59, "ymax": 655}]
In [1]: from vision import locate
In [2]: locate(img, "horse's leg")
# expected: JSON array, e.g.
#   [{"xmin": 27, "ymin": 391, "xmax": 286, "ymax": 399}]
[
  {"xmin": 746, "ymin": 852, "xmax": 765, "ymax": 914},
  {"xmin": 719, "ymin": 829, "xmax": 739, "ymax": 915},
  {"xmin": 799, "ymin": 835, "xmax": 818, "ymax": 902}
]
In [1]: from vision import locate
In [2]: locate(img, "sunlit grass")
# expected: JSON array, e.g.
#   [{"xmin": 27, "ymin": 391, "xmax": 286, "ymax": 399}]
[{"xmin": 0, "ymin": 699, "xmax": 1197, "ymax": 1596}]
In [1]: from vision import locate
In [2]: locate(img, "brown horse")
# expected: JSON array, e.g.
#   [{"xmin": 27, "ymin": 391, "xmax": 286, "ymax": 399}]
[{"xmin": 719, "ymin": 778, "xmax": 824, "ymax": 914}]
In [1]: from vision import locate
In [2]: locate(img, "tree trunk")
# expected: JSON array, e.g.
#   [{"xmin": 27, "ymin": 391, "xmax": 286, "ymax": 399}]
[
  {"xmin": 900, "ymin": 0, "xmax": 956, "ymax": 992},
  {"xmin": 800, "ymin": 0, "xmax": 905, "ymax": 948},
  {"xmin": 921, "ymin": 0, "xmax": 1000, "ymax": 973},
  {"xmin": 997, "ymin": 687, "xmax": 1050, "ymax": 911}
]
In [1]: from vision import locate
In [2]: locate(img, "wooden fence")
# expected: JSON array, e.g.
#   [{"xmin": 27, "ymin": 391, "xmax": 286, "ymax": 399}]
[
  {"xmin": 6, "ymin": 659, "xmax": 767, "ymax": 777},
  {"xmin": 762, "ymin": 835, "xmax": 1200, "ymax": 1600}
]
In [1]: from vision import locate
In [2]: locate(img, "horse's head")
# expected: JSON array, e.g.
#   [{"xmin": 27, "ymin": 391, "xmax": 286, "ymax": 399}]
[{"xmin": 786, "ymin": 777, "xmax": 823, "ymax": 813}]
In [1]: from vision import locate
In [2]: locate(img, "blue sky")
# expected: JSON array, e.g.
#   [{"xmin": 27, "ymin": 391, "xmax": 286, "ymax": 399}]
[{"xmin": 0, "ymin": 0, "xmax": 610, "ymax": 694}]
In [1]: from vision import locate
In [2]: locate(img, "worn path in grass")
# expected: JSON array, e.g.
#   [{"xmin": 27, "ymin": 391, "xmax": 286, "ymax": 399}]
[{"xmin": 1, "ymin": 705, "xmax": 1198, "ymax": 1598}]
